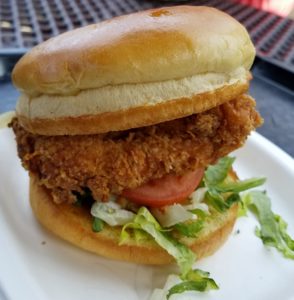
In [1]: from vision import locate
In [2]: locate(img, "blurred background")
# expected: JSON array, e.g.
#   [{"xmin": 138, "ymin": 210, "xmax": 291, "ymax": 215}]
[{"xmin": 0, "ymin": 0, "xmax": 293, "ymax": 156}]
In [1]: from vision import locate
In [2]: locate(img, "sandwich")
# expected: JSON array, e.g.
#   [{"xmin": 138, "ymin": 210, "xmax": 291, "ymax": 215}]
[{"xmin": 10, "ymin": 6, "xmax": 263, "ymax": 273}]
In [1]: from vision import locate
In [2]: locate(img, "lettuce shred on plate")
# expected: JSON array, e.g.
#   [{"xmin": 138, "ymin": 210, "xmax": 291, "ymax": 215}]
[
  {"xmin": 241, "ymin": 191, "xmax": 294, "ymax": 259},
  {"xmin": 166, "ymin": 269, "xmax": 219, "ymax": 299},
  {"xmin": 89, "ymin": 156, "xmax": 294, "ymax": 298}
]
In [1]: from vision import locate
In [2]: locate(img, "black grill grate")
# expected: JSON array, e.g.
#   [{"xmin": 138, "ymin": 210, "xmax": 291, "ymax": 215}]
[{"xmin": 0, "ymin": 0, "xmax": 294, "ymax": 72}]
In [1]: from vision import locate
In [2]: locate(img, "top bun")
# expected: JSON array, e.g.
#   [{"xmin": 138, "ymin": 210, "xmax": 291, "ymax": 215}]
[
  {"xmin": 13, "ymin": 6, "xmax": 254, "ymax": 96},
  {"xmin": 13, "ymin": 6, "xmax": 255, "ymax": 135}
]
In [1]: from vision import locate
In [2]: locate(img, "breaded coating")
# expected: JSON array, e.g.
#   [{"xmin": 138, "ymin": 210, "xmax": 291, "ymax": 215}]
[{"xmin": 11, "ymin": 95, "xmax": 262, "ymax": 204}]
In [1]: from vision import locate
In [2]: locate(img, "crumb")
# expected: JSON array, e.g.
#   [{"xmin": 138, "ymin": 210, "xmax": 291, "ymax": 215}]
[
  {"xmin": 41, "ymin": 241, "xmax": 46, "ymax": 245},
  {"xmin": 235, "ymin": 229, "xmax": 240, "ymax": 235}
]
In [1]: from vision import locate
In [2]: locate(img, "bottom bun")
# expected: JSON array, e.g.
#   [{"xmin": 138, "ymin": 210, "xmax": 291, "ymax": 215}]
[{"xmin": 30, "ymin": 174, "xmax": 238, "ymax": 264}]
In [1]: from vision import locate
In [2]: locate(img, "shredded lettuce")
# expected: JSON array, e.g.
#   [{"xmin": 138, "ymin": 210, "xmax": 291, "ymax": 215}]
[
  {"xmin": 184, "ymin": 187, "xmax": 209, "ymax": 213},
  {"xmin": 150, "ymin": 271, "xmax": 218, "ymax": 300},
  {"xmin": 187, "ymin": 187, "xmax": 208, "ymax": 205},
  {"xmin": 203, "ymin": 157, "xmax": 266, "ymax": 213},
  {"xmin": 242, "ymin": 191, "xmax": 294, "ymax": 259},
  {"xmin": 92, "ymin": 217, "xmax": 104, "ymax": 232},
  {"xmin": 189, "ymin": 202, "xmax": 209, "ymax": 213},
  {"xmin": 174, "ymin": 220, "xmax": 204, "ymax": 238},
  {"xmin": 204, "ymin": 156, "xmax": 235, "ymax": 186},
  {"xmin": 91, "ymin": 201, "xmax": 135, "ymax": 226},
  {"xmin": 190, "ymin": 208, "xmax": 208, "ymax": 219},
  {"xmin": 121, "ymin": 207, "xmax": 196, "ymax": 277},
  {"xmin": 119, "ymin": 222, "xmax": 141, "ymax": 244},
  {"xmin": 238, "ymin": 192, "xmax": 252, "ymax": 217},
  {"xmin": 174, "ymin": 207, "xmax": 207, "ymax": 238},
  {"xmin": 214, "ymin": 177, "xmax": 266, "ymax": 193},
  {"xmin": 152, "ymin": 204, "xmax": 195, "ymax": 228},
  {"xmin": 167, "ymin": 269, "xmax": 219, "ymax": 299},
  {"xmin": 205, "ymin": 190, "xmax": 230, "ymax": 212}
]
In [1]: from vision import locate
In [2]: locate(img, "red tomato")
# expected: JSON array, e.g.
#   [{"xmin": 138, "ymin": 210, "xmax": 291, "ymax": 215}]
[{"xmin": 122, "ymin": 169, "xmax": 204, "ymax": 207}]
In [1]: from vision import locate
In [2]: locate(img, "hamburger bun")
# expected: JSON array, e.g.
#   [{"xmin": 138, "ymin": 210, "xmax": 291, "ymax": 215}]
[
  {"xmin": 30, "ymin": 173, "xmax": 238, "ymax": 264},
  {"xmin": 13, "ymin": 6, "xmax": 255, "ymax": 136}
]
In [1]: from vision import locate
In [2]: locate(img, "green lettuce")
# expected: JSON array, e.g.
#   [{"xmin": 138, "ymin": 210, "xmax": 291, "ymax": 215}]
[
  {"xmin": 214, "ymin": 177, "xmax": 266, "ymax": 193},
  {"xmin": 92, "ymin": 217, "xmax": 104, "ymax": 232},
  {"xmin": 120, "ymin": 207, "xmax": 196, "ymax": 277},
  {"xmin": 205, "ymin": 190, "xmax": 230, "ymax": 212},
  {"xmin": 91, "ymin": 201, "xmax": 135, "ymax": 226},
  {"xmin": 167, "ymin": 269, "xmax": 219, "ymax": 299},
  {"xmin": 242, "ymin": 191, "xmax": 294, "ymax": 259},
  {"xmin": 203, "ymin": 157, "xmax": 266, "ymax": 213},
  {"xmin": 204, "ymin": 156, "xmax": 235, "ymax": 186},
  {"xmin": 174, "ymin": 220, "xmax": 204, "ymax": 238}
]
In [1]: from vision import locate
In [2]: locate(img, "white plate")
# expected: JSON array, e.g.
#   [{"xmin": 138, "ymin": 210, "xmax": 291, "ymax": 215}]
[{"xmin": 0, "ymin": 128, "xmax": 294, "ymax": 300}]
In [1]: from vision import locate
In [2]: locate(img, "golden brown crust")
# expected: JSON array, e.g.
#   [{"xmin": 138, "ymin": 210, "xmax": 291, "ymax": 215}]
[
  {"xmin": 29, "ymin": 174, "xmax": 238, "ymax": 264},
  {"xmin": 12, "ymin": 6, "xmax": 254, "ymax": 96},
  {"xmin": 18, "ymin": 81, "xmax": 248, "ymax": 136}
]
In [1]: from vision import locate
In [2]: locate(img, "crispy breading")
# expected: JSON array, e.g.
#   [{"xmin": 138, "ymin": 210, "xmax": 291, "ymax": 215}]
[{"xmin": 11, "ymin": 95, "xmax": 262, "ymax": 204}]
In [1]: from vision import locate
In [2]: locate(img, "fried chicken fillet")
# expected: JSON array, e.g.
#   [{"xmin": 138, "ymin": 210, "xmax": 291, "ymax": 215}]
[{"xmin": 11, "ymin": 95, "xmax": 262, "ymax": 204}]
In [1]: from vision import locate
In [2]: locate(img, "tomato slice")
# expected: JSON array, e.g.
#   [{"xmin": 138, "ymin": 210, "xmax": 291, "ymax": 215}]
[{"xmin": 122, "ymin": 169, "xmax": 204, "ymax": 207}]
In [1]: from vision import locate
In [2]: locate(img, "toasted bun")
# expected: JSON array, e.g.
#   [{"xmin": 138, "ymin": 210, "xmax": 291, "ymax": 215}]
[
  {"xmin": 30, "ymin": 174, "xmax": 238, "ymax": 264},
  {"xmin": 13, "ymin": 6, "xmax": 255, "ymax": 135}
]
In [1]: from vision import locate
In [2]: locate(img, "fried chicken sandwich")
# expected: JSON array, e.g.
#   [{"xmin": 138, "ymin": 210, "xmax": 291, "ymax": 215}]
[{"xmin": 10, "ymin": 6, "xmax": 263, "ymax": 271}]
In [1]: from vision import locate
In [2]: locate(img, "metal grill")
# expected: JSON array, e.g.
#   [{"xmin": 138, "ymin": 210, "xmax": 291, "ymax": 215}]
[{"xmin": 0, "ymin": 0, "xmax": 294, "ymax": 73}]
